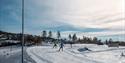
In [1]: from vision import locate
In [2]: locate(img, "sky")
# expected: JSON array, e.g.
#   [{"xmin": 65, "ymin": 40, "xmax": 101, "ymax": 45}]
[{"xmin": 0, "ymin": 0, "xmax": 125, "ymax": 41}]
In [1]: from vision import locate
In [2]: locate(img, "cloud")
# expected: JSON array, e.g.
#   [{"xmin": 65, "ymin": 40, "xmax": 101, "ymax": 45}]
[
  {"xmin": 0, "ymin": 0, "xmax": 124, "ymax": 41},
  {"xmin": 25, "ymin": 0, "xmax": 124, "ymax": 29}
]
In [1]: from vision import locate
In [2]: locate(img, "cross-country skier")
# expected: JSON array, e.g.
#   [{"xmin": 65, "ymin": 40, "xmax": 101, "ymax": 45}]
[
  {"xmin": 70, "ymin": 41, "xmax": 73, "ymax": 48},
  {"xmin": 53, "ymin": 40, "xmax": 57, "ymax": 48},
  {"xmin": 59, "ymin": 41, "xmax": 64, "ymax": 51}
]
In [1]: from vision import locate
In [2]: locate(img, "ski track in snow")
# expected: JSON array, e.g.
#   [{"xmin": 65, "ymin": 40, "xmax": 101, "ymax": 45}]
[{"xmin": 26, "ymin": 44, "xmax": 125, "ymax": 63}]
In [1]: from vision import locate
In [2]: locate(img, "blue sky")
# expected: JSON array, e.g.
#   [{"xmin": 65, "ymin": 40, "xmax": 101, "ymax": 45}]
[{"xmin": 0, "ymin": 0, "xmax": 125, "ymax": 41}]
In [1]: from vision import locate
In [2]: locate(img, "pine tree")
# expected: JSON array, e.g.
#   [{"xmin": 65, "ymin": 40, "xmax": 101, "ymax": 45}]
[
  {"xmin": 68, "ymin": 34, "xmax": 72, "ymax": 41},
  {"xmin": 48, "ymin": 31, "xmax": 52, "ymax": 38},
  {"xmin": 105, "ymin": 39, "xmax": 108, "ymax": 45},
  {"xmin": 83, "ymin": 36, "xmax": 87, "ymax": 43},
  {"xmin": 42, "ymin": 30, "xmax": 47, "ymax": 38},
  {"xmin": 57, "ymin": 31, "xmax": 61, "ymax": 39},
  {"xmin": 109, "ymin": 38, "xmax": 113, "ymax": 44},
  {"xmin": 72, "ymin": 34, "xmax": 77, "ymax": 43},
  {"xmin": 93, "ymin": 37, "xmax": 98, "ymax": 44}
]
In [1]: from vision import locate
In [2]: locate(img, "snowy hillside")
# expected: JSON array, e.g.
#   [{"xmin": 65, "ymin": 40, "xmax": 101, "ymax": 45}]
[{"xmin": 27, "ymin": 44, "xmax": 125, "ymax": 63}]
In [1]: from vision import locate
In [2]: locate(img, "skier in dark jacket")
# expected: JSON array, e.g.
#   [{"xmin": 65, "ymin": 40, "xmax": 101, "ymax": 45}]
[
  {"xmin": 53, "ymin": 40, "xmax": 57, "ymax": 48},
  {"xmin": 59, "ymin": 41, "xmax": 64, "ymax": 51}
]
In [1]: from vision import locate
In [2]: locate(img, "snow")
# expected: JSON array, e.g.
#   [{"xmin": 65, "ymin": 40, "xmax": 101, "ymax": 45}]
[
  {"xmin": 27, "ymin": 44, "xmax": 125, "ymax": 63},
  {"xmin": 0, "ymin": 46, "xmax": 36, "ymax": 63},
  {"xmin": 0, "ymin": 46, "xmax": 21, "ymax": 56},
  {"xmin": 4, "ymin": 40, "xmax": 20, "ymax": 43}
]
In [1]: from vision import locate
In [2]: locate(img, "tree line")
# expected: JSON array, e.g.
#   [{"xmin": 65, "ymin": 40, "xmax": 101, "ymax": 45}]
[
  {"xmin": 0, "ymin": 30, "xmax": 125, "ymax": 47},
  {"xmin": 41, "ymin": 30, "xmax": 125, "ymax": 46}
]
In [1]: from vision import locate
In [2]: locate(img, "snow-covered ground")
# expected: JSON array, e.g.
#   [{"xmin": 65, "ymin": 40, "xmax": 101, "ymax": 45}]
[
  {"xmin": 27, "ymin": 44, "xmax": 125, "ymax": 63},
  {"xmin": 0, "ymin": 46, "xmax": 36, "ymax": 63},
  {"xmin": 0, "ymin": 46, "xmax": 21, "ymax": 58}
]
